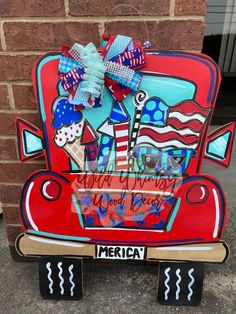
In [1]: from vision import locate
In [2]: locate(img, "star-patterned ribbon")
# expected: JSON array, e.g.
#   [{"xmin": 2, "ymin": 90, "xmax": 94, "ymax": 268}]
[{"xmin": 58, "ymin": 34, "xmax": 146, "ymax": 108}]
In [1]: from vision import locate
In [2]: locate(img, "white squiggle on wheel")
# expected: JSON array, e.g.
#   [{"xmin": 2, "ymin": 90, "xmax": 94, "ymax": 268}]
[
  {"xmin": 164, "ymin": 267, "xmax": 171, "ymax": 300},
  {"xmin": 46, "ymin": 262, "xmax": 53, "ymax": 294},
  {"xmin": 175, "ymin": 268, "xmax": 181, "ymax": 300},
  {"xmin": 187, "ymin": 268, "xmax": 195, "ymax": 301},
  {"xmin": 57, "ymin": 262, "xmax": 64, "ymax": 295},
  {"xmin": 68, "ymin": 264, "xmax": 75, "ymax": 296}
]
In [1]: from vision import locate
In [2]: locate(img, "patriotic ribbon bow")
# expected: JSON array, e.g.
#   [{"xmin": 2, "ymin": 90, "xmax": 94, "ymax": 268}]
[{"xmin": 58, "ymin": 34, "xmax": 146, "ymax": 108}]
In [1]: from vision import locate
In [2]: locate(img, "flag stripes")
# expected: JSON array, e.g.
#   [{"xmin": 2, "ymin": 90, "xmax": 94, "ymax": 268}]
[{"xmin": 114, "ymin": 122, "xmax": 129, "ymax": 171}]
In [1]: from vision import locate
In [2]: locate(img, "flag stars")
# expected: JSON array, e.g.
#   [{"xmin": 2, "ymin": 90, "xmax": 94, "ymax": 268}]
[
  {"xmin": 123, "ymin": 58, "xmax": 131, "ymax": 66},
  {"xmin": 133, "ymin": 49, "xmax": 141, "ymax": 59}
]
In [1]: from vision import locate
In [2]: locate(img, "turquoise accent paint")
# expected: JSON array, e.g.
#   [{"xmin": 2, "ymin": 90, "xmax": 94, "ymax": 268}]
[
  {"xmin": 206, "ymin": 131, "xmax": 230, "ymax": 160},
  {"xmin": 101, "ymin": 40, "xmax": 107, "ymax": 48},
  {"xmin": 58, "ymin": 81, "xmax": 69, "ymax": 96},
  {"xmin": 22, "ymin": 133, "xmax": 29, "ymax": 156},
  {"xmin": 153, "ymin": 110, "xmax": 163, "ymax": 120},
  {"xmin": 27, "ymin": 230, "xmax": 90, "ymax": 241},
  {"xmin": 146, "ymin": 100, "xmax": 157, "ymax": 111},
  {"xmin": 171, "ymin": 150, "xmax": 193, "ymax": 175},
  {"xmin": 166, "ymin": 198, "xmax": 181, "ymax": 231},
  {"xmin": 161, "ymin": 150, "xmax": 168, "ymax": 169},
  {"xmin": 72, "ymin": 194, "xmax": 84, "ymax": 228},
  {"xmin": 173, "ymin": 149, "xmax": 182, "ymax": 155},
  {"xmin": 70, "ymin": 159, "xmax": 80, "ymax": 171},
  {"xmin": 137, "ymin": 75, "xmax": 195, "ymax": 106},
  {"xmin": 24, "ymin": 130, "xmax": 43, "ymax": 154}
]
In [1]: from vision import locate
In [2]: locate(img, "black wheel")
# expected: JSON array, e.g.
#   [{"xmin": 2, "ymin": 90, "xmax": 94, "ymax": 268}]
[
  {"xmin": 157, "ymin": 262, "xmax": 204, "ymax": 306},
  {"xmin": 39, "ymin": 257, "xmax": 83, "ymax": 300}
]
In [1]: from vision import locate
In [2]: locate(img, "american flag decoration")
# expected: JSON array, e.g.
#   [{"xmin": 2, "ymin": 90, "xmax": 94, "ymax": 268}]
[{"xmin": 136, "ymin": 101, "xmax": 210, "ymax": 150}]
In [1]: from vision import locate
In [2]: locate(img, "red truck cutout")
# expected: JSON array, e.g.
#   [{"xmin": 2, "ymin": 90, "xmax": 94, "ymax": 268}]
[{"xmin": 15, "ymin": 35, "xmax": 235, "ymax": 304}]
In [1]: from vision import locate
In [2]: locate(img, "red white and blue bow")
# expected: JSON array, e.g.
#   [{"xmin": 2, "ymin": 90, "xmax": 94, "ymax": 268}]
[{"xmin": 58, "ymin": 34, "xmax": 146, "ymax": 108}]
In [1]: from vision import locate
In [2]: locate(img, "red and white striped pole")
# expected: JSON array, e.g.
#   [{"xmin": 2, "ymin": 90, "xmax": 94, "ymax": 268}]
[{"xmin": 114, "ymin": 122, "xmax": 129, "ymax": 171}]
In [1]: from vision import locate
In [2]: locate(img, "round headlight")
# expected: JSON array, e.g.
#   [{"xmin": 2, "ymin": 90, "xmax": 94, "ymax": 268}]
[
  {"xmin": 186, "ymin": 184, "xmax": 209, "ymax": 204},
  {"xmin": 41, "ymin": 179, "xmax": 61, "ymax": 201}
]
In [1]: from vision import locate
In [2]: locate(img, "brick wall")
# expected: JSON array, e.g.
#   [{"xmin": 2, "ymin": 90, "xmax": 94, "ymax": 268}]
[{"xmin": 0, "ymin": 0, "xmax": 207, "ymax": 259}]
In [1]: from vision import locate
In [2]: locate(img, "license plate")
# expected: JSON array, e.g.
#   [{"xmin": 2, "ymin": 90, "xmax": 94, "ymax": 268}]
[{"xmin": 96, "ymin": 245, "xmax": 146, "ymax": 260}]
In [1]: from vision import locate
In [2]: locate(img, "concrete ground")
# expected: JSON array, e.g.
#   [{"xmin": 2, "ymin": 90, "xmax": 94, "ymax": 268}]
[{"xmin": 0, "ymin": 135, "xmax": 236, "ymax": 313}]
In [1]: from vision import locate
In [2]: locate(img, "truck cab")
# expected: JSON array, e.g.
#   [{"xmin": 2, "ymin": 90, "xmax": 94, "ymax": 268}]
[{"xmin": 15, "ymin": 46, "xmax": 235, "ymax": 303}]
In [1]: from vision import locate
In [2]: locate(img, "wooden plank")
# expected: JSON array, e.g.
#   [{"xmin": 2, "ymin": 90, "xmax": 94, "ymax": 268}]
[
  {"xmin": 16, "ymin": 234, "xmax": 95, "ymax": 258},
  {"xmin": 147, "ymin": 242, "xmax": 228, "ymax": 263},
  {"xmin": 16, "ymin": 233, "xmax": 228, "ymax": 263}
]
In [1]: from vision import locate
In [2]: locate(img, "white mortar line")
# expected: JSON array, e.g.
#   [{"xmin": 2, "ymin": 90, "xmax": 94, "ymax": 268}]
[
  {"xmin": 169, "ymin": 0, "xmax": 176, "ymax": 17},
  {"xmin": 64, "ymin": 0, "xmax": 70, "ymax": 17},
  {"xmin": 0, "ymin": 16, "xmax": 205, "ymax": 22},
  {"xmin": 0, "ymin": 182, "xmax": 23, "ymax": 186},
  {"xmin": 5, "ymin": 223, "xmax": 22, "ymax": 227},
  {"xmin": 0, "ymin": 18, "xmax": 7, "ymax": 50},
  {"xmin": 99, "ymin": 22, "xmax": 105, "ymax": 40},
  {"xmin": 1, "ymin": 203, "xmax": 20, "ymax": 206},
  {"xmin": 7, "ymin": 84, "xmax": 15, "ymax": 109},
  {"xmin": 0, "ymin": 135, "xmax": 16, "ymax": 139},
  {"xmin": 0, "ymin": 160, "xmax": 45, "ymax": 164},
  {"xmin": 0, "ymin": 109, "xmax": 38, "ymax": 113},
  {"xmin": 0, "ymin": 81, "xmax": 32, "ymax": 85},
  {"xmin": 0, "ymin": 51, "xmax": 46, "ymax": 56}
]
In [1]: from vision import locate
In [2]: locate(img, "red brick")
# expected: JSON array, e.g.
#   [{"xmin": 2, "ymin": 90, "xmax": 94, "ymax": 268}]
[
  {"xmin": 0, "ymin": 184, "xmax": 22, "ymax": 204},
  {"xmin": 175, "ymin": 0, "xmax": 206, "ymax": 16},
  {"xmin": 0, "ymin": 85, "xmax": 9, "ymax": 108},
  {"xmin": 0, "ymin": 0, "xmax": 65, "ymax": 17},
  {"xmin": 0, "ymin": 55, "xmax": 40, "ymax": 81},
  {"xmin": 13, "ymin": 85, "xmax": 37, "ymax": 109},
  {"xmin": 4, "ymin": 22, "xmax": 100, "ymax": 51},
  {"xmin": 2, "ymin": 205, "xmax": 21, "ymax": 224},
  {"xmin": 0, "ymin": 138, "xmax": 17, "ymax": 159},
  {"xmin": 5, "ymin": 224, "xmax": 24, "ymax": 246},
  {"xmin": 157, "ymin": 20, "xmax": 204, "ymax": 50},
  {"xmin": 0, "ymin": 162, "xmax": 45, "ymax": 183},
  {"xmin": 69, "ymin": 0, "xmax": 170, "ymax": 16},
  {"xmin": 105, "ymin": 21, "xmax": 159, "ymax": 48},
  {"xmin": 0, "ymin": 112, "xmax": 41, "ymax": 136}
]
